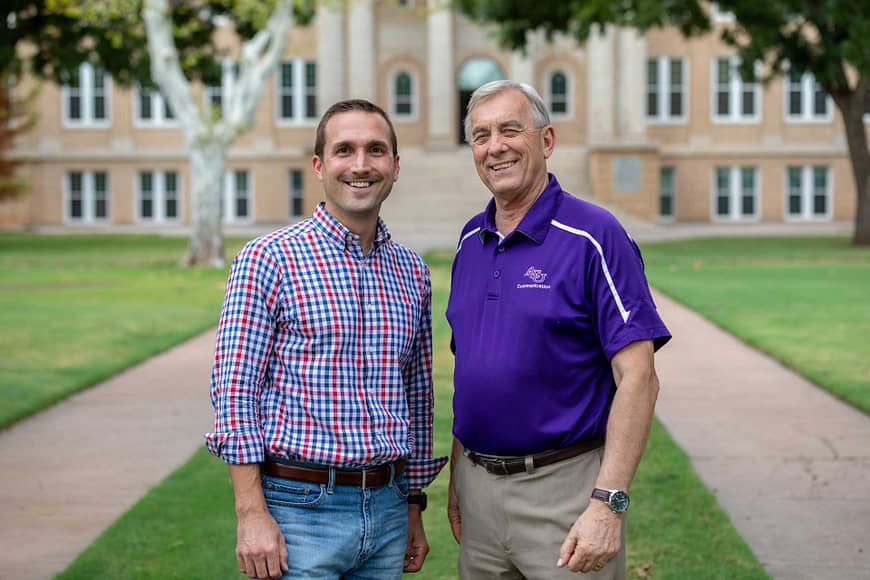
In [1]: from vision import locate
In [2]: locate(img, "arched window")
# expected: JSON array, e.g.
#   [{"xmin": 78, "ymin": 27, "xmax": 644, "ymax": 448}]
[
  {"xmin": 393, "ymin": 71, "xmax": 415, "ymax": 118},
  {"xmin": 549, "ymin": 71, "xmax": 569, "ymax": 116}
]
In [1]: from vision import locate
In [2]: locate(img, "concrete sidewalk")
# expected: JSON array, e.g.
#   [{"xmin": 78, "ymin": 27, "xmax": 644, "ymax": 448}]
[
  {"xmin": 0, "ymin": 331, "xmax": 217, "ymax": 580},
  {"xmin": 653, "ymin": 291, "xmax": 870, "ymax": 579},
  {"xmin": 0, "ymin": 291, "xmax": 868, "ymax": 579}
]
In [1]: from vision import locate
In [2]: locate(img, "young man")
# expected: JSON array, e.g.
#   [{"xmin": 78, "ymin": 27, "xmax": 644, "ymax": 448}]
[
  {"xmin": 207, "ymin": 99, "xmax": 446, "ymax": 580},
  {"xmin": 446, "ymin": 80, "xmax": 671, "ymax": 579}
]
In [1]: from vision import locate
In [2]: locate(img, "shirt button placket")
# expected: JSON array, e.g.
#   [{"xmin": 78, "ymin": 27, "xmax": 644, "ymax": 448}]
[{"xmin": 487, "ymin": 242, "xmax": 504, "ymax": 300}]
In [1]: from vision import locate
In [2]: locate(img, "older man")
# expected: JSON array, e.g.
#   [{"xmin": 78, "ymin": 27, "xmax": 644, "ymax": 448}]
[{"xmin": 446, "ymin": 80, "xmax": 671, "ymax": 579}]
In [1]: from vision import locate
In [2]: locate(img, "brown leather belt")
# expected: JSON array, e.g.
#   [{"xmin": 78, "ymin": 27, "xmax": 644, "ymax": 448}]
[
  {"xmin": 261, "ymin": 459, "xmax": 406, "ymax": 488},
  {"xmin": 464, "ymin": 438, "xmax": 604, "ymax": 476}
]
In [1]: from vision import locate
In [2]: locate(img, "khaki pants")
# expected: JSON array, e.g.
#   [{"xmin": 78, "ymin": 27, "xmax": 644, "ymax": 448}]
[{"xmin": 455, "ymin": 446, "xmax": 627, "ymax": 580}]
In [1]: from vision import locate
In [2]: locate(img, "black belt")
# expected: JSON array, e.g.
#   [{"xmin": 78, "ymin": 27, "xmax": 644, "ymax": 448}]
[{"xmin": 464, "ymin": 438, "xmax": 604, "ymax": 476}]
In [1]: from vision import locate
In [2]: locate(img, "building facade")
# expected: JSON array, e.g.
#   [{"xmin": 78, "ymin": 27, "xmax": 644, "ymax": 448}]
[{"xmin": 3, "ymin": 0, "xmax": 868, "ymax": 243}]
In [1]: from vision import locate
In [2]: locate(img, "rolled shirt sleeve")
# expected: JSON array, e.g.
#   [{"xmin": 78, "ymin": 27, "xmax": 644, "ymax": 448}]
[
  {"xmin": 205, "ymin": 241, "xmax": 283, "ymax": 464},
  {"xmin": 402, "ymin": 267, "xmax": 448, "ymax": 489}
]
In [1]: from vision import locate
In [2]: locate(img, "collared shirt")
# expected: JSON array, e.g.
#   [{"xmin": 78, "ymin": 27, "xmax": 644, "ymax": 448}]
[
  {"xmin": 206, "ymin": 203, "xmax": 447, "ymax": 489},
  {"xmin": 447, "ymin": 174, "xmax": 671, "ymax": 456}
]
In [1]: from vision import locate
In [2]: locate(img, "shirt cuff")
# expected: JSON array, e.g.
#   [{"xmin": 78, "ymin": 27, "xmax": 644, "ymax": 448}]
[
  {"xmin": 405, "ymin": 455, "xmax": 449, "ymax": 490},
  {"xmin": 204, "ymin": 431, "xmax": 266, "ymax": 465}
]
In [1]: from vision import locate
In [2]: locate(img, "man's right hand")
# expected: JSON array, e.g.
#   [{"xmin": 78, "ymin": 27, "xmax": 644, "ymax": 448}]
[{"xmin": 236, "ymin": 509, "xmax": 288, "ymax": 579}]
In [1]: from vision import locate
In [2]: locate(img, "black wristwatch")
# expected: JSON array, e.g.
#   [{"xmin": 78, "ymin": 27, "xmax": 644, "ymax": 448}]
[
  {"xmin": 591, "ymin": 488, "xmax": 630, "ymax": 513},
  {"xmin": 407, "ymin": 492, "xmax": 427, "ymax": 511}
]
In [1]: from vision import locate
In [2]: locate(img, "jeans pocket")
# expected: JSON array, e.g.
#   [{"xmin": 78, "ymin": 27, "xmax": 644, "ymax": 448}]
[
  {"xmin": 262, "ymin": 475, "xmax": 326, "ymax": 508},
  {"xmin": 390, "ymin": 473, "xmax": 410, "ymax": 501}
]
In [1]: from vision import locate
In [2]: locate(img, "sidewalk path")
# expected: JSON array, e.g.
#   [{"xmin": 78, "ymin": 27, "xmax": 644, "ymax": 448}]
[
  {"xmin": 653, "ymin": 291, "xmax": 870, "ymax": 580},
  {"xmin": 0, "ymin": 330, "xmax": 216, "ymax": 580}
]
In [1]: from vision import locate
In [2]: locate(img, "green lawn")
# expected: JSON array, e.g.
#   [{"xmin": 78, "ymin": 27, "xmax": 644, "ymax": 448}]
[
  {"xmin": 0, "ymin": 234, "xmax": 246, "ymax": 429},
  {"xmin": 642, "ymin": 236, "xmax": 870, "ymax": 413},
  {"xmin": 57, "ymin": 245, "xmax": 766, "ymax": 580}
]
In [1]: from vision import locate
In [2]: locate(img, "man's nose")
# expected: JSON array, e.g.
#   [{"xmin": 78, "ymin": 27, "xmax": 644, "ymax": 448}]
[
  {"xmin": 487, "ymin": 131, "xmax": 507, "ymax": 153},
  {"xmin": 351, "ymin": 150, "xmax": 370, "ymax": 172}
]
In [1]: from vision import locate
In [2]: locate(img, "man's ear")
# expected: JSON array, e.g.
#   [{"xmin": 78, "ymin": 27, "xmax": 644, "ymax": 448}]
[
  {"xmin": 542, "ymin": 125, "xmax": 556, "ymax": 160},
  {"xmin": 312, "ymin": 155, "xmax": 323, "ymax": 181}
]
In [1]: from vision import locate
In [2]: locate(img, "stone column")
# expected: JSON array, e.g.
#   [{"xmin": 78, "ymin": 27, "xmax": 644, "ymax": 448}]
[
  {"xmin": 348, "ymin": 0, "xmax": 376, "ymax": 101},
  {"xmin": 616, "ymin": 28, "xmax": 646, "ymax": 141},
  {"xmin": 585, "ymin": 26, "xmax": 615, "ymax": 143},
  {"xmin": 426, "ymin": 0, "xmax": 455, "ymax": 148},
  {"xmin": 317, "ymin": 4, "xmax": 346, "ymax": 106}
]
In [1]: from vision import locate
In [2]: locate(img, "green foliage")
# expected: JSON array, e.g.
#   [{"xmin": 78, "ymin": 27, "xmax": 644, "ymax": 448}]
[{"xmin": 1, "ymin": 0, "xmax": 314, "ymax": 87}]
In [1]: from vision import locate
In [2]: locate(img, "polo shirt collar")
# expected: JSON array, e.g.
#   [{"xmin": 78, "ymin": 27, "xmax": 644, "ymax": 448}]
[
  {"xmin": 480, "ymin": 173, "xmax": 563, "ymax": 245},
  {"xmin": 312, "ymin": 202, "xmax": 391, "ymax": 254}
]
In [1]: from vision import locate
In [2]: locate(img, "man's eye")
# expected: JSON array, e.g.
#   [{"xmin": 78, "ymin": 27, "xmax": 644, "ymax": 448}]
[
  {"xmin": 472, "ymin": 134, "xmax": 489, "ymax": 145},
  {"xmin": 370, "ymin": 146, "xmax": 385, "ymax": 154},
  {"xmin": 503, "ymin": 128, "xmax": 520, "ymax": 137},
  {"xmin": 335, "ymin": 146, "xmax": 350, "ymax": 155}
]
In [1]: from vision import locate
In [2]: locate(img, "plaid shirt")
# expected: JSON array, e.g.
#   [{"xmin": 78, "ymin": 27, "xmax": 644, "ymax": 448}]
[{"xmin": 206, "ymin": 204, "xmax": 447, "ymax": 489}]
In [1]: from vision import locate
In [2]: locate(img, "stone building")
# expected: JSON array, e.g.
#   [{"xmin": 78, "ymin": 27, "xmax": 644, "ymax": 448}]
[{"xmin": 3, "ymin": 1, "xmax": 866, "ymax": 246}]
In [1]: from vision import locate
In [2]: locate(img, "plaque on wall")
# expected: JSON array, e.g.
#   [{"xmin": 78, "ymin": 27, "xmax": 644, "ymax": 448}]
[{"xmin": 613, "ymin": 156, "xmax": 642, "ymax": 193}]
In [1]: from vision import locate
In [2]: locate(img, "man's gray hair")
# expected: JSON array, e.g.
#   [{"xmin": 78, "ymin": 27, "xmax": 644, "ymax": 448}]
[{"xmin": 463, "ymin": 80, "xmax": 551, "ymax": 142}]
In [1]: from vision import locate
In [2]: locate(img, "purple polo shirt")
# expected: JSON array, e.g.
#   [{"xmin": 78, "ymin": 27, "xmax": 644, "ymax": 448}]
[{"xmin": 446, "ymin": 174, "xmax": 671, "ymax": 455}]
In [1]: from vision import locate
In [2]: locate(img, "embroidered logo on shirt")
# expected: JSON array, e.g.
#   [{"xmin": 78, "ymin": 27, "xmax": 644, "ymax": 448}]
[{"xmin": 518, "ymin": 266, "xmax": 551, "ymax": 289}]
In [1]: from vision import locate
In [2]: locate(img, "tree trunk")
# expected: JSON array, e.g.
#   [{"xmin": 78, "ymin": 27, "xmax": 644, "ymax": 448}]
[
  {"xmin": 185, "ymin": 141, "xmax": 227, "ymax": 267},
  {"xmin": 833, "ymin": 88, "xmax": 870, "ymax": 246}
]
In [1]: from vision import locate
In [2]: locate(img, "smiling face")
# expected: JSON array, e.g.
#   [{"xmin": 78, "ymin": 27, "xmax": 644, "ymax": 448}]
[
  {"xmin": 312, "ymin": 110, "xmax": 400, "ymax": 231},
  {"xmin": 468, "ymin": 88, "xmax": 555, "ymax": 205}
]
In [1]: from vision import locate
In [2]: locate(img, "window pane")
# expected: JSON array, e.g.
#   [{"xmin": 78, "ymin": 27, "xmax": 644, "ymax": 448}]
[
  {"xmin": 236, "ymin": 197, "xmax": 248, "ymax": 218},
  {"xmin": 787, "ymin": 167, "xmax": 802, "ymax": 215},
  {"xmin": 94, "ymin": 96, "xmax": 106, "ymax": 120},
  {"xmin": 659, "ymin": 167, "xmax": 675, "ymax": 217},
  {"xmin": 139, "ymin": 90, "xmax": 152, "ymax": 120},
  {"xmin": 235, "ymin": 170, "xmax": 248, "ymax": 193},
  {"xmin": 281, "ymin": 63, "xmax": 293, "ymax": 88},
  {"xmin": 69, "ymin": 95, "xmax": 81, "ymax": 120},
  {"xmin": 717, "ymin": 90, "xmax": 730, "ymax": 116},
  {"xmin": 305, "ymin": 62, "xmax": 316, "ymax": 88},
  {"xmin": 741, "ymin": 88, "xmax": 755, "ymax": 116},
  {"xmin": 396, "ymin": 73, "xmax": 412, "ymax": 96},
  {"xmin": 306, "ymin": 94, "xmax": 317, "ymax": 119},
  {"xmin": 789, "ymin": 89, "xmax": 802, "ymax": 116},
  {"xmin": 813, "ymin": 85, "xmax": 827, "ymax": 116},
  {"xmin": 69, "ymin": 172, "xmax": 83, "ymax": 218},
  {"xmin": 647, "ymin": 60, "xmax": 658, "ymax": 117},
  {"xmin": 282, "ymin": 95, "xmax": 294, "ymax": 119},
  {"xmin": 717, "ymin": 59, "xmax": 730, "ymax": 84},
  {"xmin": 164, "ymin": 98, "xmax": 175, "ymax": 120},
  {"xmin": 165, "ymin": 171, "xmax": 177, "ymax": 193},
  {"xmin": 669, "ymin": 91, "xmax": 682, "ymax": 117},
  {"xmin": 551, "ymin": 72, "xmax": 566, "ymax": 95},
  {"xmin": 140, "ymin": 171, "xmax": 153, "ymax": 193},
  {"xmin": 715, "ymin": 168, "xmax": 730, "ymax": 216}
]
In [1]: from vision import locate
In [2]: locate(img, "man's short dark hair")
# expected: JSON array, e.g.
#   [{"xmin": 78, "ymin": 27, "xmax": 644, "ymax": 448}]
[{"xmin": 314, "ymin": 99, "xmax": 398, "ymax": 158}]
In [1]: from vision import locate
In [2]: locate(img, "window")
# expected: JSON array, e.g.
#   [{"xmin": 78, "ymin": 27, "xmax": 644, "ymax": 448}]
[
  {"xmin": 392, "ymin": 71, "xmax": 415, "ymax": 118},
  {"xmin": 222, "ymin": 169, "xmax": 251, "ymax": 222},
  {"xmin": 135, "ymin": 86, "xmax": 176, "ymax": 126},
  {"xmin": 66, "ymin": 170, "xmax": 110, "ymax": 222},
  {"xmin": 785, "ymin": 70, "xmax": 830, "ymax": 121},
  {"xmin": 548, "ymin": 71, "xmax": 570, "ymax": 116},
  {"xmin": 786, "ymin": 166, "xmax": 831, "ymax": 220},
  {"xmin": 647, "ymin": 57, "xmax": 686, "ymax": 122},
  {"xmin": 659, "ymin": 167, "xmax": 676, "ymax": 219},
  {"xmin": 713, "ymin": 57, "xmax": 760, "ymax": 122},
  {"xmin": 204, "ymin": 61, "xmax": 238, "ymax": 118},
  {"xmin": 62, "ymin": 63, "xmax": 110, "ymax": 127},
  {"xmin": 289, "ymin": 169, "xmax": 304, "ymax": 218},
  {"xmin": 277, "ymin": 59, "xmax": 317, "ymax": 123},
  {"xmin": 713, "ymin": 166, "xmax": 758, "ymax": 221},
  {"xmin": 138, "ymin": 170, "xmax": 180, "ymax": 223}
]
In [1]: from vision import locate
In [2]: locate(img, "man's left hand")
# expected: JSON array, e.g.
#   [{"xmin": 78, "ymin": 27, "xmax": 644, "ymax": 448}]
[
  {"xmin": 404, "ymin": 506, "xmax": 430, "ymax": 573},
  {"xmin": 556, "ymin": 501, "xmax": 621, "ymax": 573}
]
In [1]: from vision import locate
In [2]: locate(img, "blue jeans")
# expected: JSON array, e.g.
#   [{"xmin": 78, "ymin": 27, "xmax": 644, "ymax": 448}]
[{"xmin": 261, "ymin": 469, "xmax": 409, "ymax": 579}]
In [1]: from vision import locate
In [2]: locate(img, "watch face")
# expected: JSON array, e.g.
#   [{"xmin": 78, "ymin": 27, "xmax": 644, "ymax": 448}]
[{"xmin": 609, "ymin": 490, "xmax": 630, "ymax": 513}]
